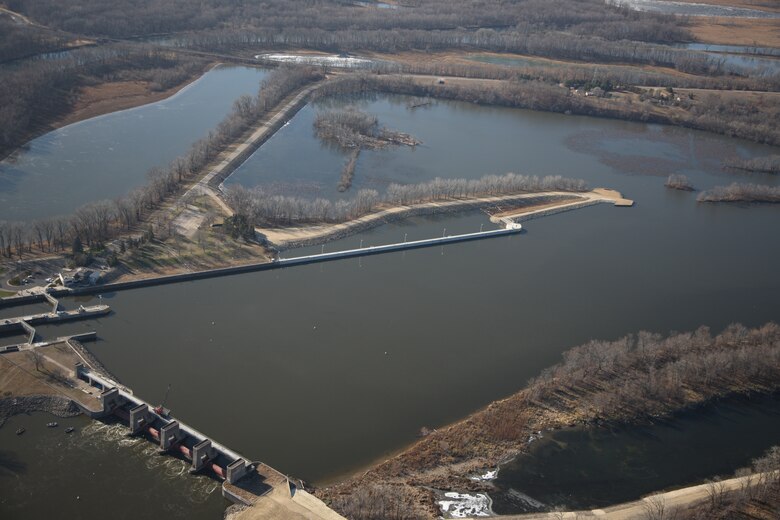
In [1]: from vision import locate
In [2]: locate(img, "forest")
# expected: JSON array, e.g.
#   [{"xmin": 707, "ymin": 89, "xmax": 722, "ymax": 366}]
[{"xmin": 7, "ymin": 0, "xmax": 689, "ymax": 43}]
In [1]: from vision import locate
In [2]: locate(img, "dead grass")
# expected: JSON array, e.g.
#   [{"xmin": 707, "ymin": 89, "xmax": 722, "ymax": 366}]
[
  {"xmin": 688, "ymin": 17, "xmax": 780, "ymax": 47},
  {"xmin": 0, "ymin": 347, "xmax": 100, "ymax": 410},
  {"xmin": 114, "ymin": 226, "xmax": 269, "ymax": 282},
  {"xmin": 55, "ymin": 63, "xmax": 213, "ymax": 128}
]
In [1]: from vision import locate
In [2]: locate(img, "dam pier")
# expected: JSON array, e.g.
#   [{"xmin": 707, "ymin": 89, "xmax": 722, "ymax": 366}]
[{"xmin": 71, "ymin": 365, "xmax": 344, "ymax": 519}]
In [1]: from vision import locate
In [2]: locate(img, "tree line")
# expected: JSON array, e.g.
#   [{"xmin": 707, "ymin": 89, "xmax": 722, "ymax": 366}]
[
  {"xmin": 0, "ymin": 66, "xmax": 323, "ymax": 259},
  {"xmin": 723, "ymin": 155, "xmax": 780, "ymax": 174},
  {"xmin": 527, "ymin": 323, "xmax": 780, "ymax": 423},
  {"xmin": 665, "ymin": 174, "xmax": 694, "ymax": 191},
  {"xmin": 225, "ymin": 173, "xmax": 588, "ymax": 227},
  {"xmin": 8, "ymin": 0, "xmax": 689, "ymax": 44},
  {"xmin": 313, "ymin": 74, "xmax": 780, "ymax": 146},
  {"xmin": 696, "ymin": 183, "xmax": 780, "ymax": 203},
  {"xmin": 0, "ymin": 16, "xmax": 73, "ymax": 63}
]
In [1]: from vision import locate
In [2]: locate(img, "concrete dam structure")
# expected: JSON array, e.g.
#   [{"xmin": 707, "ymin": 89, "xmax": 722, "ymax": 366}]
[
  {"xmin": 75, "ymin": 365, "xmax": 345, "ymax": 519},
  {"xmin": 75, "ymin": 365, "xmax": 252, "ymax": 484}
]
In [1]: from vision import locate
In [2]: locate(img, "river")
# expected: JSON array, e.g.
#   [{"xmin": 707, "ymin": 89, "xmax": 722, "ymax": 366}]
[
  {"xmin": 491, "ymin": 395, "xmax": 780, "ymax": 513},
  {"xmin": 2, "ymin": 90, "xmax": 779, "ymax": 516},
  {"xmin": 0, "ymin": 65, "xmax": 268, "ymax": 222},
  {"xmin": 0, "ymin": 413, "xmax": 228, "ymax": 520}
]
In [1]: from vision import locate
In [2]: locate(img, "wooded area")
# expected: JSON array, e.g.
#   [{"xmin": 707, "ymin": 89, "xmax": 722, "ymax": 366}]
[
  {"xmin": 7, "ymin": 0, "xmax": 690, "ymax": 43},
  {"xmin": 665, "ymin": 174, "xmax": 695, "ymax": 191},
  {"xmin": 697, "ymin": 183, "xmax": 780, "ymax": 203},
  {"xmin": 225, "ymin": 173, "xmax": 588, "ymax": 226},
  {"xmin": 723, "ymin": 155, "xmax": 780, "ymax": 174}
]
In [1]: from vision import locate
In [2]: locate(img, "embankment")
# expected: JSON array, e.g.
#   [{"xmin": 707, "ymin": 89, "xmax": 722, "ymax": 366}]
[
  {"xmin": 259, "ymin": 191, "xmax": 607, "ymax": 249},
  {"xmin": 0, "ymin": 395, "xmax": 81, "ymax": 429}
]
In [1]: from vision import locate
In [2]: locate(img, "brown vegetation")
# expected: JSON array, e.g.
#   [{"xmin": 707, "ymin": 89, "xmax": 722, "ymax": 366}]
[
  {"xmin": 697, "ymin": 183, "xmax": 780, "ymax": 203},
  {"xmin": 314, "ymin": 108, "xmax": 419, "ymax": 151},
  {"xmin": 688, "ymin": 17, "xmax": 780, "ymax": 48},
  {"xmin": 225, "ymin": 173, "xmax": 588, "ymax": 226},
  {"xmin": 313, "ymin": 108, "xmax": 419, "ymax": 192},
  {"xmin": 10, "ymin": 0, "xmax": 690, "ymax": 44},
  {"xmin": 665, "ymin": 174, "xmax": 695, "ymax": 191},
  {"xmin": 317, "ymin": 323, "xmax": 780, "ymax": 519},
  {"xmin": 339, "ymin": 150, "xmax": 361, "ymax": 192},
  {"xmin": 723, "ymin": 155, "xmax": 780, "ymax": 174},
  {"xmin": 314, "ymin": 73, "xmax": 780, "ymax": 146}
]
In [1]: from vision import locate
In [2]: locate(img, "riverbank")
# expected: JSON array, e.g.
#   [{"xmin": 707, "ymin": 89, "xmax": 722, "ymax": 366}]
[
  {"xmin": 54, "ymin": 62, "xmax": 217, "ymax": 129},
  {"xmin": 0, "ymin": 340, "xmax": 104, "ymax": 428},
  {"xmin": 316, "ymin": 323, "xmax": 780, "ymax": 519}
]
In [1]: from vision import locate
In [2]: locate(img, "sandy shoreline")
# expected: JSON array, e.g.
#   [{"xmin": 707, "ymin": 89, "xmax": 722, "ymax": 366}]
[{"xmin": 260, "ymin": 188, "xmax": 632, "ymax": 249}]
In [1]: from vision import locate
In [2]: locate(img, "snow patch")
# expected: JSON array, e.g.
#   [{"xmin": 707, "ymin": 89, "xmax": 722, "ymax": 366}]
[
  {"xmin": 470, "ymin": 469, "xmax": 498, "ymax": 481},
  {"xmin": 254, "ymin": 53, "xmax": 377, "ymax": 68},
  {"xmin": 438, "ymin": 492, "xmax": 492, "ymax": 518}
]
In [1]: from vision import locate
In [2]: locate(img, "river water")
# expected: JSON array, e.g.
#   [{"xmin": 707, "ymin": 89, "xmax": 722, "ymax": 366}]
[
  {"xmin": 0, "ymin": 413, "xmax": 228, "ymax": 520},
  {"xmin": 2, "ymin": 90, "xmax": 779, "ymax": 517},
  {"xmin": 0, "ymin": 65, "xmax": 268, "ymax": 222},
  {"xmin": 225, "ymin": 92, "xmax": 779, "ymax": 200},
  {"xmin": 492, "ymin": 395, "xmax": 780, "ymax": 513}
]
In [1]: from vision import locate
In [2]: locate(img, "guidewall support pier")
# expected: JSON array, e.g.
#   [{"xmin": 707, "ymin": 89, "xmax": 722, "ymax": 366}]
[
  {"xmin": 160, "ymin": 421, "xmax": 183, "ymax": 452},
  {"xmin": 191, "ymin": 439, "xmax": 217, "ymax": 473},
  {"xmin": 43, "ymin": 292, "xmax": 59, "ymax": 313},
  {"xmin": 129, "ymin": 404, "xmax": 152, "ymax": 435},
  {"xmin": 71, "ymin": 367, "xmax": 339, "ymax": 515},
  {"xmin": 19, "ymin": 320, "xmax": 36, "ymax": 344},
  {"xmin": 99, "ymin": 387, "xmax": 125, "ymax": 414},
  {"xmin": 226, "ymin": 458, "xmax": 251, "ymax": 483}
]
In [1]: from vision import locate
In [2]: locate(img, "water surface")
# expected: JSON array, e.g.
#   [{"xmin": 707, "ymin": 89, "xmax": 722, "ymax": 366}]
[
  {"xmin": 492, "ymin": 395, "xmax": 780, "ymax": 513},
  {"xmin": 0, "ymin": 413, "xmax": 227, "ymax": 520},
  {"xmin": 0, "ymin": 65, "xmax": 268, "ymax": 222}
]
